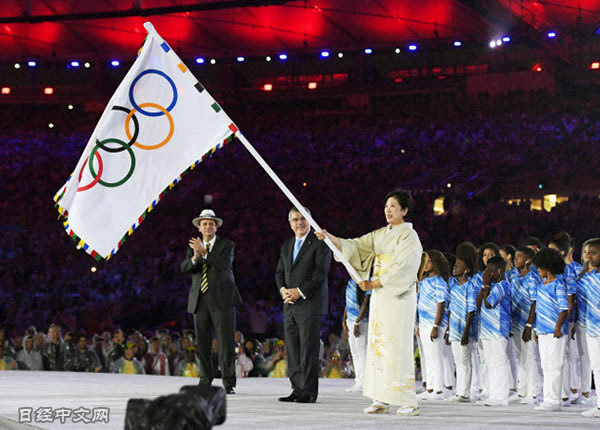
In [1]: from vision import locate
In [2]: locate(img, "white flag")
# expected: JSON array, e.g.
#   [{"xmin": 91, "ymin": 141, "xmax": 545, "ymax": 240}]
[{"xmin": 54, "ymin": 22, "xmax": 238, "ymax": 260}]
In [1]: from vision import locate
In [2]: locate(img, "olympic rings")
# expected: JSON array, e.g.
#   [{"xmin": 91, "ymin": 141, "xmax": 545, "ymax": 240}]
[
  {"xmin": 95, "ymin": 106, "xmax": 140, "ymax": 153},
  {"xmin": 77, "ymin": 151, "xmax": 104, "ymax": 192},
  {"xmin": 125, "ymin": 103, "xmax": 174, "ymax": 150},
  {"xmin": 76, "ymin": 67, "xmax": 178, "ymax": 193},
  {"xmin": 129, "ymin": 69, "xmax": 178, "ymax": 117},
  {"xmin": 88, "ymin": 139, "xmax": 136, "ymax": 188}
]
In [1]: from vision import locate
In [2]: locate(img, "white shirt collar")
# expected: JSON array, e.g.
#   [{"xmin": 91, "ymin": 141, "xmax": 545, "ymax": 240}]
[{"xmin": 294, "ymin": 232, "xmax": 309, "ymax": 244}]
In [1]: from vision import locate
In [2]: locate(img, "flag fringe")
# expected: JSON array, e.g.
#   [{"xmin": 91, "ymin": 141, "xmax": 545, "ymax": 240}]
[{"xmin": 54, "ymin": 131, "xmax": 237, "ymax": 261}]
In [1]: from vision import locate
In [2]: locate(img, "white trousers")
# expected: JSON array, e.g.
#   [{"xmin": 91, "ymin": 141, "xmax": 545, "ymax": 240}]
[
  {"xmin": 512, "ymin": 334, "xmax": 541, "ymax": 398},
  {"xmin": 477, "ymin": 336, "xmax": 488, "ymax": 395},
  {"xmin": 416, "ymin": 328, "xmax": 427, "ymax": 385},
  {"xmin": 470, "ymin": 342, "xmax": 481, "ymax": 394},
  {"xmin": 443, "ymin": 341, "xmax": 455, "ymax": 388},
  {"xmin": 559, "ymin": 323, "xmax": 574, "ymax": 399},
  {"xmin": 347, "ymin": 318, "xmax": 368, "ymax": 387},
  {"xmin": 419, "ymin": 324, "xmax": 446, "ymax": 393},
  {"xmin": 576, "ymin": 323, "xmax": 592, "ymax": 393},
  {"xmin": 538, "ymin": 334, "xmax": 567, "ymax": 406},
  {"xmin": 451, "ymin": 341, "xmax": 472, "ymax": 397},
  {"xmin": 506, "ymin": 337, "xmax": 518, "ymax": 390},
  {"xmin": 481, "ymin": 338, "xmax": 510, "ymax": 404},
  {"xmin": 586, "ymin": 334, "xmax": 600, "ymax": 408}
]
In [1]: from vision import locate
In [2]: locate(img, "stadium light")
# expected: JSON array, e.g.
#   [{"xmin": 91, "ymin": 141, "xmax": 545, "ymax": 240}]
[
  {"xmin": 70, "ymin": 61, "xmax": 80, "ymax": 67},
  {"xmin": 1, "ymin": 87, "xmax": 10, "ymax": 95},
  {"xmin": 408, "ymin": 44, "xmax": 417, "ymax": 51},
  {"xmin": 364, "ymin": 48, "xmax": 373, "ymax": 54},
  {"xmin": 44, "ymin": 87, "xmax": 54, "ymax": 95},
  {"xmin": 320, "ymin": 51, "xmax": 330, "ymax": 58},
  {"xmin": 453, "ymin": 41, "xmax": 462, "ymax": 47},
  {"xmin": 262, "ymin": 83, "xmax": 273, "ymax": 91},
  {"xmin": 84, "ymin": 62, "xmax": 91, "ymax": 68},
  {"xmin": 490, "ymin": 41, "xmax": 497, "ymax": 48},
  {"xmin": 590, "ymin": 62, "xmax": 600, "ymax": 70},
  {"xmin": 14, "ymin": 63, "xmax": 20, "ymax": 69},
  {"xmin": 337, "ymin": 52, "xmax": 343, "ymax": 58},
  {"xmin": 533, "ymin": 63, "xmax": 543, "ymax": 72},
  {"xmin": 308, "ymin": 82, "xmax": 317, "ymax": 90},
  {"xmin": 28, "ymin": 61, "xmax": 36, "ymax": 67},
  {"xmin": 279, "ymin": 53, "xmax": 288, "ymax": 60},
  {"xmin": 111, "ymin": 60, "xmax": 120, "ymax": 67},
  {"xmin": 236, "ymin": 56, "xmax": 245, "ymax": 62},
  {"xmin": 547, "ymin": 31, "xmax": 556, "ymax": 38},
  {"xmin": 195, "ymin": 57, "xmax": 205, "ymax": 64},
  {"xmin": 502, "ymin": 36, "xmax": 511, "ymax": 43},
  {"xmin": 265, "ymin": 56, "xmax": 271, "ymax": 62}
]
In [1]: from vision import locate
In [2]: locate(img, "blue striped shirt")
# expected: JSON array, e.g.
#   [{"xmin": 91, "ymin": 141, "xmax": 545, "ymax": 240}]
[
  {"xmin": 448, "ymin": 277, "xmax": 477, "ymax": 342},
  {"xmin": 511, "ymin": 271, "xmax": 536, "ymax": 333},
  {"xmin": 480, "ymin": 279, "xmax": 512, "ymax": 340},
  {"xmin": 585, "ymin": 270, "xmax": 600, "ymax": 337},
  {"xmin": 345, "ymin": 278, "xmax": 370, "ymax": 321},
  {"xmin": 563, "ymin": 261, "xmax": 582, "ymax": 323},
  {"xmin": 536, "ymin": 278, "xmax": 569, "ymax": 335},
  {"xmin": 577, "ymin": 272, "xmax": 591, "ymax": 325},
  {"xmin": 505, "ymin": 266, "xmax": 520, "ymax": 285},
  {"xmin": 418, "ymin": 275, "xmax": 449, "ymax": 327}
]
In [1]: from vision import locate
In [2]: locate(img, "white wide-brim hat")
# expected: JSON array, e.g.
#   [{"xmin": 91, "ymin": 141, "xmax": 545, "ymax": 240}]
[{"xmin": 192, "ymin": 209, "xmax": 223, "ymax": 228}]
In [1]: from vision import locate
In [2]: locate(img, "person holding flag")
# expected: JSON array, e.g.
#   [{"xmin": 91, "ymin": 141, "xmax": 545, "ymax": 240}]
[{"xmin": 316, "ymin": 188, "xmax": 423, "ymax": 416}]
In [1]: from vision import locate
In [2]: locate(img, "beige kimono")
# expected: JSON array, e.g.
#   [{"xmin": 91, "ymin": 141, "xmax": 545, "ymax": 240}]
[{"xmin": 338, "ymin": 222, "xmax": 422, "ymax": 406}]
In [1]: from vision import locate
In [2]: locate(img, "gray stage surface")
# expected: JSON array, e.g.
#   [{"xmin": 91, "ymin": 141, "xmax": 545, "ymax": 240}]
[{"xmin": 0, "ymin": 372, "xmax": 596, "ymax": 429}]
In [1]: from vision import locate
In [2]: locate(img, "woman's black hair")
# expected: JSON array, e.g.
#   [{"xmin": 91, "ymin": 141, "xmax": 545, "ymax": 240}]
[
  {"xmin": 501, "ymin": 245, "xmax": 516, "ymax": 262},
  {"xmin": 426, "ymin": 249, "xmax": 451, "ymax": 282},
  {"xmin": 385, "ymin": 188, "xmax": 413, "ymax": 213},
  {"xmin": 478, "ymin": 242, "xmax": 500, "ymax": 272},
  {"xmin": 532, "ymin": 247, "xmax": 566, "ymax": 276},
  {"xmin": 456, "ymin": 242, "xmax": 478, "ymax": 278}
]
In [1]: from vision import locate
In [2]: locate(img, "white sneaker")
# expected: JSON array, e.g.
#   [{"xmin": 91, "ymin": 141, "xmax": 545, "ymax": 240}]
[
  {"xmin": 396, "ymin": 406, "xmax": 420, "ymax": 416},
  {"xmin": 576, "ymin": 396, "xmax": 597, "ymax": 406},
  {"xmin": 345, "ymin": 384, "xmax": 362, "ymax": 393},
  {"xmin": 364, "ymin": 401, "xmax": 389, "ymax": 414},
  {"xmin": 420, "ymin": 391, "xmax": 444, "ymax": 401},
  {"xmin": 534, "ymin": 402, "xmax": 561, "ymax": 412},
  {"xmin": 581, "ymin": 408, "xmax": 600, "ymax": 418},
  {"xmin": 444, "ymin": 395, "xmax": 460, "ymax": 402},
  {"xmin": 520, "ymin": 396, "xmax": 537, "ymax": 405},
  {"xmin": 483, "ymin": 400, "xmax": 508, "ymax": 407},
  {"xmin": 561, "ymin": 399, "xmax": 571, "ymax": 407},
  {"xmin": 508, "ymin": 392, "xmax": 521, "ymax": 403},
  {"xmin": 457, "ymin": 395, "xmax": 471, "ymax": 403}
]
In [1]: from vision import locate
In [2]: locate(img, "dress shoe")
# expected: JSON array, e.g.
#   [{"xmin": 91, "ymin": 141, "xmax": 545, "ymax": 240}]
[
  {"xmin": 278, "ymin": 393, "xmax": 299, "ymax": 402},
  {"xmin": 294, "ymin": 394, "xmax": 317, "ymax": 403},
  {"xmin": 225, "ymin": 387, "xmax": 236, "ymax": 394}
]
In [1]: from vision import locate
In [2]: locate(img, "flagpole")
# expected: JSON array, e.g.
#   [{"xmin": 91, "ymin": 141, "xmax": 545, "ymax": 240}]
[{"xmin": 235, "ymin": 132, "xmax": 364, "ymax": 282}]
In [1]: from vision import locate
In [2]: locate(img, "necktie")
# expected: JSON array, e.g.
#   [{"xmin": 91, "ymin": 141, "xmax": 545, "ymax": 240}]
[
  {"xmin": 200, "ymin": 243, "xmax": 210, "ymax": 293},
  {"xmin": 293, "ymin": 238, "xmax": 302, "ymax": 263}
]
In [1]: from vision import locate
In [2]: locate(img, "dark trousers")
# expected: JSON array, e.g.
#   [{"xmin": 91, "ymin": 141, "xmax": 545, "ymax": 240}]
[
  {"xmin": 193, "ymin": 302, "xmax": 236, "ymax": 390},
  {"xmin": 284, "ymin": 310, "xmax": 322, "ymax": 398}
]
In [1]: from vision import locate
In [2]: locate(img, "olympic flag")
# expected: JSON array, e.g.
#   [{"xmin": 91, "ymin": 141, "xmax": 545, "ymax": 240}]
[
  {"xmin": 54, "ymin": 22, "xmax": 363, "ymax": 281},
  {"xmin": 54, "ymin": 22, "xmax": 238, "ymax": 260}
]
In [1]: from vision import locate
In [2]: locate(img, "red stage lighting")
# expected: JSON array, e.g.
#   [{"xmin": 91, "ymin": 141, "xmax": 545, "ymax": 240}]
[
  {"xmin": 532, "ymin": 64, "xmax": 542, "ymax": 72},
  {"xmin": 44, "ymin": 87, "xmax": 54, "ymax": 95},
  {"xmin": 262, "ymin": 83, "xmax": 273, "ymax": 91},
  {"xmin": 1, "ymin": 87, "xmax": 10, "ymax": 95},
  {"xmin": 590, "ymin": 62, "xmax": 600, "ymax": 70},
  {"xmin": 308, "ymin": 82, "xmax": 317, "ymax": 90}
]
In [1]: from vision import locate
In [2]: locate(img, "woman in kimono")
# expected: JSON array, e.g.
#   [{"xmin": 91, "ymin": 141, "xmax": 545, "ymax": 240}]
[{"xmin": 316, "ymin": 188, "xmax": 423, "ymax": 416}]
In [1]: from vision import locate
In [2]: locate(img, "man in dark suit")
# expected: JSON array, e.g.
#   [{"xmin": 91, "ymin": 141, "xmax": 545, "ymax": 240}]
[
  {"xmin": 276, "ymin": 207, "xmax": 331, "ymax": 403},
  {"xmin": 181, "ymin": 209, "xmax": 242, "ymax": 394}
]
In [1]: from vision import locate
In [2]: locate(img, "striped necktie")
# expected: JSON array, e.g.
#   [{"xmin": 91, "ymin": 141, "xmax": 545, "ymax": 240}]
[{"xmin": 200, "ymin": 243, "xmax": 210, "ymax": 293}]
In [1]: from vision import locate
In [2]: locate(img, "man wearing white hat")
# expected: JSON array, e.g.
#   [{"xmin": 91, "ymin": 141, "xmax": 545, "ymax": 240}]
[{"xmin": 181, "ymin": 209, "xmax": 243, "ymax": 394}]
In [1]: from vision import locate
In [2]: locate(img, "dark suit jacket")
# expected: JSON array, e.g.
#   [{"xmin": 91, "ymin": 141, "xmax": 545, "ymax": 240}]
[
  {"xmin": 275, "ymin": 231, "xmax": 331, "ymax": 315},
  {"xmin": 181, "ymin": 236, "xmax": 243, "ymax": 313}
]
